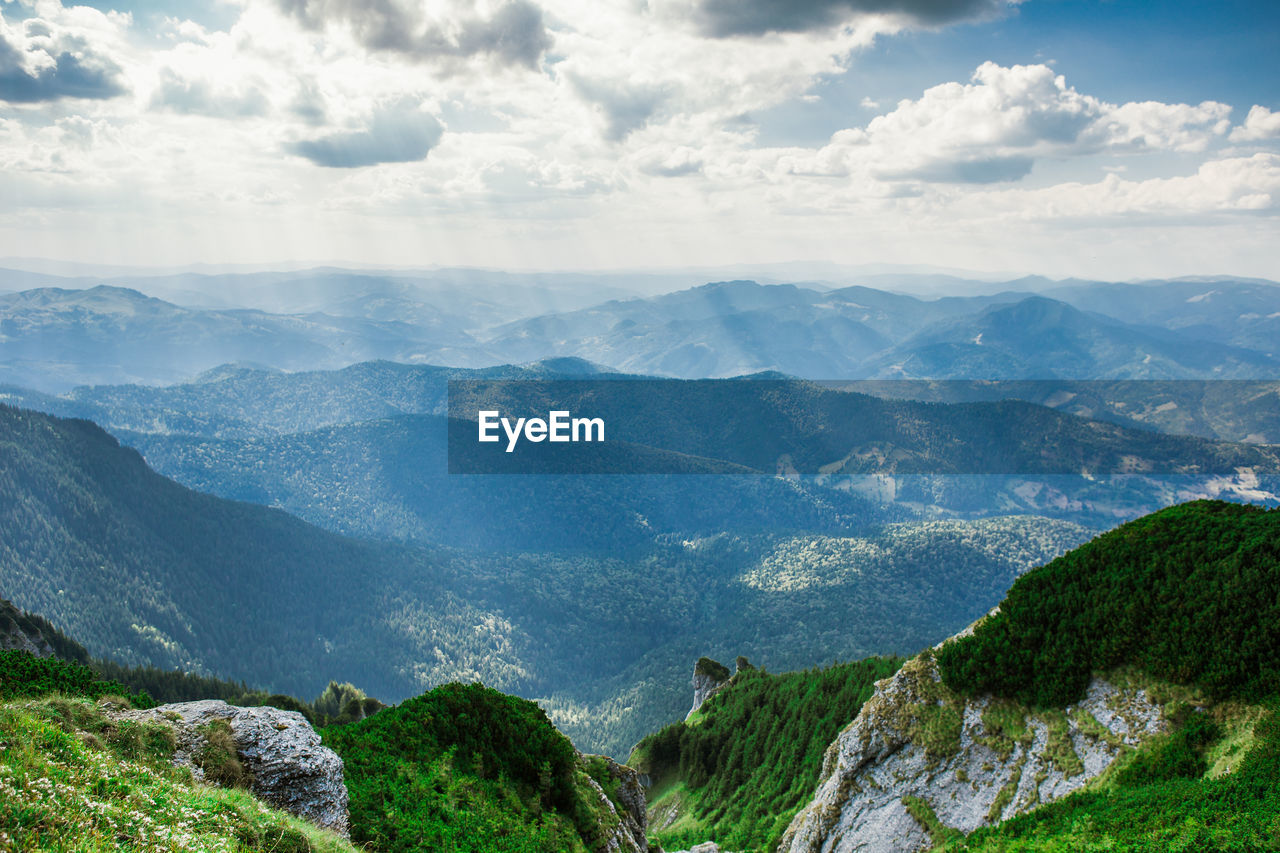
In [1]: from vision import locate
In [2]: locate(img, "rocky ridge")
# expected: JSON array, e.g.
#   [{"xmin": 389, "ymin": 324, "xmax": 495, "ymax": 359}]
[
  {"xmin": 686, "ymin": 657, "xmax": 733, "ymax": 720},
  {"xmin": 582, "ymin": 753, "xmax": 650, "ymax": 853},
  {"xmin": 114, "ymin": 699, "xmax": 350, "ymax": 836},
  {"xmin": 778, "ymin": 647, "xmax": 1168, "ymax": 852}
]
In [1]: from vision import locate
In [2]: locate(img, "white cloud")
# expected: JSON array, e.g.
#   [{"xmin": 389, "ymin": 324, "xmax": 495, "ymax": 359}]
[
  {"xmin": 1230, "ymin": 105, "xmax": 1280, "ymax": 143},
  {"xmin": 0, "ymin": 1, "xmax": 132, "ymax": 103},
  {"xmin": 958, "ymin": 153, "xmax": 1280, "ymax": 221},
  {"xmin": 0, "ymin": 3, "xmax": 1275, "ymax": 277},
  {"xmin": 782, "ymin": 63, "xmax": 1233, "ymax": 185}
]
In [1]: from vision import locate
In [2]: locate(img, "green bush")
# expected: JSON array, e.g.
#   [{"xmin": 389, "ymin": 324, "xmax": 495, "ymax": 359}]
[
  {"xmin": 323, "ymin": 682, "xmax": 603, "ymax": 853},
  {"xmin": 636, "ymin": 656, "xmax": 902, "ymax": 852},
  {"xmin": 0, "ymin": 649, "xmax": 153, "ymax": 706},
  {"xmin": 1115, "ymin": 712, "xmax": 1220, "ymax": 787},
  {"xmin": 938, "ymin": 501, "xmax": 1280, "ymax": 707}
]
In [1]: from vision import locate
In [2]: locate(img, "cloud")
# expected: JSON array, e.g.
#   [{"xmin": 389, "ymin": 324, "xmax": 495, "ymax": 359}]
[
  {"xmin": 1094, "ymin": 100, "xmax": 1231, "ymax": 152},
  {"xmin": 638, "ymin": 146, "xmax": 704, "ymax": 176},
  {"xmin": 151, "ymin": 66, "xmax": 270, "ymax": 117},
  {"xmin": 976, "ymin": 153, "xmax": 1280, "ymax": 220},
  {"xmin": 0, "ymin": 19, "xmax": 127, "ymax": 103},
  {"xmin": 1230, "ymin": 105, "xmax": 1280, "ymax": 143},
  {"xmin": 691, "ymin": 0, "xmax": 1014, "ymax": 37},
  {"xmin": 272, "ymin": 0, "xmax": 551, "ymax": 69},
  {"xmin": 567, "ymin": 72, "xmax": 674, "ymax": 141},
  {"xmin": 793, "ymin": 63, "xmax": 1233, "ymax": 184},
  {"xmin": 288, "ymin": 102, "xmax": 444, "ymax": 167}
]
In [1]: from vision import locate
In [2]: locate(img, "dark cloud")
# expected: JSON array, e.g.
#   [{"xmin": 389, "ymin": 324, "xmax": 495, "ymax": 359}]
[
  {"xmin": 887, "ymin": 155, "xmax": 1035, "ymax": 184},
  {"xmin": 694, "ymin": 0, "xmax": 1009, "ymax": 37},
  {"xmin": 0, "ymin": 30, "xmax": 128, "ymax": 103},
  {"xmin": 454, "ymin": 1, "xmax": 550, "ymax": 69},
  {"xmin": 150, "ymin": 67, "xmax": 269, "ymax": 118},
  {"xmin": 288, "ymin": 105, "xmax": 444, "ymax": 167},
  {"xmin": 568, "ymin": 74, "xmax": 671, "ymax": 142},
  {"xmin": 290, "ymin": 79, "xmax": 328, "ymax": 125},
  {"xmin": 275, "ymin": 0, "xmax": 551, "ymax": 69}
]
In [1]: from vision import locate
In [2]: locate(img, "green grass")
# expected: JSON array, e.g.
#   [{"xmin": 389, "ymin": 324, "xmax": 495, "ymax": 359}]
[
  {"xmin": 0, "ymin": 696, "xmax": 355, "ymax": 853},
  {"xmin": 631, "ymin": 656, "xmax": 902, "ymax": 852},
  {"xmin": 322, "ymin": 682, "xmax": 622, "ymax": 853},
  {"xmin": 938, "ymin": 501, "xmax": 1280, "ymax": 708}
]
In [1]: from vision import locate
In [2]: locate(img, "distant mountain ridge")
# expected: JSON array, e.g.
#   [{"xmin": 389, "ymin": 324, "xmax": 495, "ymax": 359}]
[{"xmin": 2, "ymin": 270, "xmax": 1278, "ymax": 391}]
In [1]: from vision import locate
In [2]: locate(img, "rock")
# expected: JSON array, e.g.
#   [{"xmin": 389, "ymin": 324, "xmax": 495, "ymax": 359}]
[
  {"xmin": 581, "ymin": 754, "xmax": 649, "ymax": 853},
  {"xmin": 777, "ymin": 648, "xmax": 1166, "ymax": 853},
  {"xmin": 114, "ymin": 699, "xmax": 349, "ymax": 837},
  {"xmin": 687, "ymin": 657, "xmax": 731, "ymax": 720},
  {"xmin": 0, "ymin": 597, "xmax": 62, "ymax": 659}
]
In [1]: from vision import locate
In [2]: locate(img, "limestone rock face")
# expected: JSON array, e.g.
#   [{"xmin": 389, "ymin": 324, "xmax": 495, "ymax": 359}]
[
  {"xmin": 777, "ymin": 653, "xmax": 1166, "ymax": 853},
  {"xmin": 687, "ymin": 657, "xmax": 731, "ymax": 720},
  {"xmin": 116, "ymin": 699, "xmax": 349, "ymax": 837},
  {"xmin": 583, "ymin": 754, "xmax": 649, "ymax": 853}
]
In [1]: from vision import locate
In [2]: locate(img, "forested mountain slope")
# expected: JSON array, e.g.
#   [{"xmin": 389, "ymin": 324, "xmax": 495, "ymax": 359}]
[
  {"xmin": 0, "ymin": 404, "xmax": 1092, "ymax": 756},
  {"xmin": 777, "ymin": 500, "xmax": 1280, "ymax": 852}
]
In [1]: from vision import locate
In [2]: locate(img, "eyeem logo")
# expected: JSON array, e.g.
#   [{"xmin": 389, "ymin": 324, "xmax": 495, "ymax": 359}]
[{"xmin": 478, "ymin": 410, "xmax": 605, "ymax": 452}]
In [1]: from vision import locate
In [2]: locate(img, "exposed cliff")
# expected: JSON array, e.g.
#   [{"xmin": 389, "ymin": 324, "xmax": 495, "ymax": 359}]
[
  {"xmin": 687, "ymin": 657, "xmax": 732, "ymax": 720},
  {"xmin": 0, "ymin": 594, "xmax": 89, "ymax": 662},
  {"xmin": 777, "ymin": 647, "xmax": 1170, "ymax": 853},
  {"xmin": 114, "ymin": 699, "xmax": 350, "ymax": 836},
  {"xmin": 581, "ymin": 753, "xmax": 650, "ymax": 853}
]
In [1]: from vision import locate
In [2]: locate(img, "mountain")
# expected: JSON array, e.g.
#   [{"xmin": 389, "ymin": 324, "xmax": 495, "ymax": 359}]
[
  {"xmin": 1046, "ymin": 276, "xmax": 1280, "ymax": 356},
  {"xmin": 0, "ymin": 593, "xmax": 90, "ymax": 662},
  {"xmin": 773, "ymin": 500, "xmax": 1280, "ymax": 852},
  {"xmin": 868, "ymin": 295, "xmax": 1280, "ymax": 379},
  {"xmin": 482, "ymin": 281, "xmax": 1029, "ymax": 378},
  {"xmin": 5, "ymin": 274, "xmax": 1279, "ymax": 392},
  {"xmin": 481, "ymin": 279, "xmax": 1280, "ymax": 380},
  {"xmin": 630, "ymin": 655, "xmax": 902, "ymax": 852},
  {"xmin": 0, "ymin": 403, "xmax": 1096, "ymax": 757},
  {"xmin": 9, "ymin": 362, "xmax": 1277, "ymax": 552},
  {"xmin": 0, "ymin": 403, "xmax": 498, "ymax": 700},
  {"xmin": 0, "ymin": 285, "xmax": 489, "ymax": 391},
  {"xmin": 838, "ymin": 379, "xmax": 1280, "ymax": 444}
]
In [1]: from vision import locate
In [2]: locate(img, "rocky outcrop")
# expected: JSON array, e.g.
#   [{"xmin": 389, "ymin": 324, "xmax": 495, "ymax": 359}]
[
  {"xmin": 687, "ymin": 657, "xmax": 732, "ymax": 720},
  {"xmin": 115, "ymin": 699, "xmax": 350, "ymax": 837},
  {"xmin": 582, "ymin": 754, "xmax": 649, "ymax": 853},
  {"xmin": 778, "ymin": 650, "xmax": 1167, "ymax": 853},
  {"xmin": 0, "ymin": 595, "xmax": 84, "ymax": 661}
]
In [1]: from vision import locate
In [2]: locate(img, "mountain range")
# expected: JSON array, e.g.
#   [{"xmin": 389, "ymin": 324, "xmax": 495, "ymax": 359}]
[
  {"xmin": 1, "ymin": 402, "xmax": 1105, "ymax": 756},
  {"xmin": 3, "ymin": 270, "xmax": 1279, "ymax": 392}
]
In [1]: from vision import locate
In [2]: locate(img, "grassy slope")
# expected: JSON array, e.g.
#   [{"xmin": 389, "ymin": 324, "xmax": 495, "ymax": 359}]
[
  {"xmin": 322, "ymin": 681, "xmax": 632, "ymax": 853},
  {"xmin": 930, "ymin": 500, "xmax": 1280, "ymax": 850},
  {"xmin": 630, "ymin": 657, "xmax": 902, "ymax": 852},
  {"xmin": 0, "ymin": 695, "xmax": 355, "ymax": 853}
]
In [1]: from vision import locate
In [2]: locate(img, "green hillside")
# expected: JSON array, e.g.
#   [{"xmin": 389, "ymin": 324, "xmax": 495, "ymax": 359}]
[
  {"xmin": 0, "ymin": 404, "xmax": 1090, "ymax": 756},
  {"xmin": 0, "ymin": 403, "xmax": 503, "ymax": 704},
  {"xmin": 938, "ymin": 500, "xmax": 1280, "ymax": 706},
  {"xmin": 322, "ymin": 682, "xmax": 638, "ymax": 853},
  {"xmin": 0, "ymin": 651, "xmax": 355, "ymax": 853},
  {"xmin": 930, "ymin": 500, "xmax": 1280, "ymax": 850},
  {"xmin": 630, "ymin": 657, "xmax": 901, "ymax": 852}
]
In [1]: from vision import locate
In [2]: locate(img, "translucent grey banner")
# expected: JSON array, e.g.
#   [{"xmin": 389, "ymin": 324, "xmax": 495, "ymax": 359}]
[{"xmin": 445, "ymin": 379, "xmax": 1280, "ymax": 475}]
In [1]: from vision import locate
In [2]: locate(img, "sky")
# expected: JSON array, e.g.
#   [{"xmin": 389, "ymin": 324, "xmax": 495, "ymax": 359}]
[{"xmin": 0, "ymin": 0, "xmax": 1277, "ymax": 279}]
